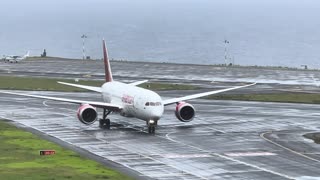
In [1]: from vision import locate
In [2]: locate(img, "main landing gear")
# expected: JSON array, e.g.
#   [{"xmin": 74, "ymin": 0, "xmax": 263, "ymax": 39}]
[
  {"xmin": 147, "ymin": 120, "xmax": 157, "ymax": 134},
  {"xmin": 99, "ymin": 108, "xmax": 111, "ymax": 129}
]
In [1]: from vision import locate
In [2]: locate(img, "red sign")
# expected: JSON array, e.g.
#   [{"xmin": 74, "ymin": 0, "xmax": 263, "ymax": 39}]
[{"xmin": 40, "ymin": 150, "xmax": 56, "ymax": 156}]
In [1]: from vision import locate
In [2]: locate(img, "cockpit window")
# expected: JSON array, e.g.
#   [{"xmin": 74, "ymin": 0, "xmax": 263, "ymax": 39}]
[{"xmin": 145, "ymin": 102, "xmax": 162, "ymax": 106}]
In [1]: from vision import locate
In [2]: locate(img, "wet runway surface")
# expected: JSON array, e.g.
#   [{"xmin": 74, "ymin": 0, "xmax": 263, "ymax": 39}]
[
  {"xmin": 2, "ymin": 59, "xmax": 320, "ymax": 86},
  {"xmin": 1, "ymin": 91, "xmax": 320, "ymax": 180},
  {"xmin": 2, "ymin": 59, "xmax": 320, "ymax": 179}
]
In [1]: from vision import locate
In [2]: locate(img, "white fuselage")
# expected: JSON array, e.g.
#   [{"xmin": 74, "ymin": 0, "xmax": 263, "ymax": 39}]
[
  {"xmin": 4, "ymin": 52, "xmax": 29, "ymax": 63},
  {"xmin": 4, "ymin": 56, "xmax": 23, "ymax": 63},
  {"xmin": 101, "ymin": 81, "xmax": 164, "ymax": 122}
]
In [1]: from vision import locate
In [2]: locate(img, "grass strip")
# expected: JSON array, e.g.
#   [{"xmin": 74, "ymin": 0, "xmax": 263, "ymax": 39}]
[
  {"xmin": 0, "ymin": 75, "xmax": 197, "ymax": 91},
  {"xmin": 0, "ymin": 120, "xmax": 133, "ymax": 180},
  {"xmin": 139, "ymin": 82, "xmax": 198, "ymax": 91},
  {"xmin": 0, "ymin": 76, "xmax": 102, "ymax": 92},
  {"xmin": 303, "ymin": 133, "xmax": 320, "ymax": 144},
  {"xmin": 2, "ymin": 76, "xmax": 320, "ymax": 104},
  {"xmin": 208, "ymin": 93, "xmax": 320, "ymax": 104}
]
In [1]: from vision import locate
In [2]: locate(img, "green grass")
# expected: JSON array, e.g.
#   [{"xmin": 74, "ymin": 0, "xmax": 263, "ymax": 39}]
[
  {"xmin": 0, "ymin": 75, "xmax": 197, "ymax": 91},
  {"xmin": 3, "ymin": 75, "xmax": 320, "ymax": 104},
  {"xmin": 139, "ymin": 82, "xmax": 198, "ymax": 91},
  {"xmin": 208, "ymin": 93, "xmax": 320, "ymax": 104},
  {"xmin": 303, "ymin": 133, "xmax": 320, "ymax": 144},
  {"xmin": 0, "ymin": 120, "xmax": 133, "ymax": 180},
  {"xmin": 0, "ymin": 76, "xmax": 103, "ymax": 92}
]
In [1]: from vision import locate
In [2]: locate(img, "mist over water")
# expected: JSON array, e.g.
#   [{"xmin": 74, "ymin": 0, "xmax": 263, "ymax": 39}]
[{"xmin": 1, "ymin": 0, "xmax": 320, "ymax": 68}]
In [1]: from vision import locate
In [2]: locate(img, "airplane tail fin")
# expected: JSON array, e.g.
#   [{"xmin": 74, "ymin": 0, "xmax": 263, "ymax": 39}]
[
  {"xmin": 103, "ymin": 40, "xmax": 113, "ymax": 82},
  {"xmin": 24, "ymin": 51, "xmax": 30, "ymax": 58}
]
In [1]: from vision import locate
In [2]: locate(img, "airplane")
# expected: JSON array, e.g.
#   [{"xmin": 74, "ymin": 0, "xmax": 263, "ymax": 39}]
[
  {"xmin": 3, "ymin": 51, "xmax": 30, "ymax": 63},
  {"xmin": 0, "ymin": 40, "xmax": 256, "ymax": 133}
]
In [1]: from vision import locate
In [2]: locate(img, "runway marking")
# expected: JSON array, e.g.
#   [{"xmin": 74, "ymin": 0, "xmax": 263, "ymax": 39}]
[
  {"xmin": 260, "ymin": 132, "xmax": 320, "ymax": 163},
  {"xmin": 164, "ymin": 154, "xmax": 211, "ymax": 159},
  {"xmin": 41, "ymin": 100, "xmax": 77, "ymax": 119},
  {"xmin": 225, "ymin": 152, "xmax": 276, "ymax": 157},
  {"xmin": 43, "ymin": 100, "xmax": 49, "ymax": 107},
  {"xmin": 165, "ymin": 132, "xmax": 294, "ymax": 179},
  {"xmin": 36, "ymin": 114, "xmax": 204, "ymax": 179},
  {"xmin": 0, "ymin": 95, "xmax": 305, "ymax": 179},
  {"xmin": 1, "ymin": 117, "xmax": 159, "ymax": 178},
  {"xmin": 205, "ymin": 126, "xmax": 226, "ymax": 133},
  {"xmin": 89, "ymin": 127, "xmax": 210, "ymax": 179},
  {"xmin": 302, "ymin": 153, "xmax": 320, "ymax": 155}
]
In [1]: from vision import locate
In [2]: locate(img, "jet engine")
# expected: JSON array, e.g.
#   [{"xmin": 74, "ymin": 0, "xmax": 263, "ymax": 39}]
[
  {"xmin": 175, "ymin": 102, "xmax": 195, "ymax": 122},
  {"xmin": 77, "ymin": 104, "xmax": 98, "ymax": 125}
]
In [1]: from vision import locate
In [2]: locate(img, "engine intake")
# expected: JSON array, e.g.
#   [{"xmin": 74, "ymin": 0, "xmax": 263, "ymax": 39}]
[
  {"xmin": 77, "ymin": 104, "xmax": 98, "ymax": 125},
  {"xmin": 175, "ymin": 102, "xmax": 195, "ymax": 122}
]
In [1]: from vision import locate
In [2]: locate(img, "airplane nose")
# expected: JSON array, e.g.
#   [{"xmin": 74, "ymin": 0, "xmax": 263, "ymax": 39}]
[
  {"xmin": 151, "ymin": 115, "xmax": 161, "ymax": 121},
  {"xmin": 150, "ymin": 107, "xmax": 163, "ymax": 120}
]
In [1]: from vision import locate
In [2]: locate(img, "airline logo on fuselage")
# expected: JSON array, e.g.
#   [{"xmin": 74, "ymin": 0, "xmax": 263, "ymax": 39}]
[{"xmin": 122, "ymin": 95, "xmax": 134, "ymax": 105}]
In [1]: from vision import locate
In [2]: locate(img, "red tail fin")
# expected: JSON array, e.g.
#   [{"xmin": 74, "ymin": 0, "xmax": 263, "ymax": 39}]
[{"xmin": 103, "ymin": 40, "xmax": 113, "ymax": 82}]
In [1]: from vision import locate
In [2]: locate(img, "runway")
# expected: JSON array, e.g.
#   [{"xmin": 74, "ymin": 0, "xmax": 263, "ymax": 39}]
[
  {"xmin": 1, "ymin": 91, "xmax": 320, "ymax": 179},
  {"xmin": 2, "ymin": 58, "xmax": 320, "ymax": 86},
  {"xmin": 2, "ymin": 58, "xmax": 320, "ymax": 96},
  {"xmin": 2, "ymin": 59, "xmax": 320, "ymax": 179}
]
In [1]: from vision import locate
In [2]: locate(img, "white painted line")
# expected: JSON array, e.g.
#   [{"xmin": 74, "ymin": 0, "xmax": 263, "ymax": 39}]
[
  {"xmin": 43, "ymin": 100, "xmax": 49, "ymax": 107},
  {"xmin": 166, "ymin": 132, "xmax": 294, "ymax": 179},
  {"xmin": 225, "ymin": 152, "xmax": 276, "ymax": 157},
  {"xmin": 213, "ymin": 153, "xmax": 294, "ymax": 179},
  {"xmin": 164, "ymin": 154, "xmax": 211, "ymax": 159},
  {"xmin": 206, "ymin": 127, "xmax": 226, "ymax": 134},
  {"xmin": 260, "ymin": 132, "xmax": 320, "ymax": 163}
]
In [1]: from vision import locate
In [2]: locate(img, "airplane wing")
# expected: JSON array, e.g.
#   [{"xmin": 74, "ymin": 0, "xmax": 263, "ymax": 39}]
[
  {"xmin": 162, "ymin": 83, "xmax": 256, "ymax": 105},
  {"xmin": 0, "ymin": 91, "xmax": 121, "ymax": 111},
  {"xmin": 129, "ymin": 80, "xmax": 148, "ymax": 86},
  {"xmin": 58, "ymin": 81, "xmax": 102, "ymax": 93}
]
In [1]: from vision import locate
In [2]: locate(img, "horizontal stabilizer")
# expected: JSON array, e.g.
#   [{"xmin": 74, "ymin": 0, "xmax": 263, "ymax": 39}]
[
  {"xmin": 129, "ymin": 80, "xmax": 148, "ymax": 86},
  {"xmin": 58, "ymin": 82, "xmax": 102, "ymax": 92}
]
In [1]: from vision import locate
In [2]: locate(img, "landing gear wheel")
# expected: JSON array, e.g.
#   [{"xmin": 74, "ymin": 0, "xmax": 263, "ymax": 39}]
[
  {"xmin": 99, "ymin": 118, "xmax": 110, "ymax": 129},
  {"xmin": 148, "ymin": 126, "xmax": 155, "ymax": 134},
  {"xmin": 147, "ymin": 120, "xmax": 157, "ymax": 134},
  {"xmin": 99, "ymin": 108, "xmax": 111, "ymax": 129}
]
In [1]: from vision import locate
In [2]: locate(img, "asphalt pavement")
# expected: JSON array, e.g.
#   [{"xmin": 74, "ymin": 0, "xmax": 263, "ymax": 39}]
[{"xmin": 1, "ymin": 59, "xmax": 320, "ymax": 179}]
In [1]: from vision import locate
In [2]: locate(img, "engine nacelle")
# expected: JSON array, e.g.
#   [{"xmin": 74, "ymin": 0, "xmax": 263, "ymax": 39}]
[
  {"xmin": 175, "ymin": 102, "xmax": 195, "ymax": 122},
  {"xmin": 77, "ymin": 104, "xmax": 98, "ymax": 125}
]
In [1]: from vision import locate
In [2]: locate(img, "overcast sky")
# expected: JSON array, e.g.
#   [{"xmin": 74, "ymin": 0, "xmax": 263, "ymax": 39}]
[{"xmin": 1, "ymin": 0, "xmax": 320, "ymax": 66}]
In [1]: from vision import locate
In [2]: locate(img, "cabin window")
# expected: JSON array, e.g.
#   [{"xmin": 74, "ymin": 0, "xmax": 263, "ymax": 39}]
[
  {"xmin": 150, "ymin": 102, "xmax": 155, "ymax": 106},
  {"xmin": 145, "ymin": 102, "xmax": 149, "ymax": 106}
]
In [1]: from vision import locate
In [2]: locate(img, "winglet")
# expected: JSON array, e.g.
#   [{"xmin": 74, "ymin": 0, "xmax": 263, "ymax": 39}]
[{"xmin": 103, "ymin": 39, "xmax": 113, "ymax": 82}]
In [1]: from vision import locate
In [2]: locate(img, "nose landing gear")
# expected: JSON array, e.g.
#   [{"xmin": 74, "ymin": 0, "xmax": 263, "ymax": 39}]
[
  {"xmin": 99, "ymin": 108, "xmax": 111, "ymax": 129},
  {"xmin": 147, "ymin": 120, "xmax": 157, "ymax": 134}
]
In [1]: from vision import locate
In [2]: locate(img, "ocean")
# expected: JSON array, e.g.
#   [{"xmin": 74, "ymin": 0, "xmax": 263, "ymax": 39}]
[{"xmin": 1, "ymin": 0, "xmax": 320, "ymax": 68}]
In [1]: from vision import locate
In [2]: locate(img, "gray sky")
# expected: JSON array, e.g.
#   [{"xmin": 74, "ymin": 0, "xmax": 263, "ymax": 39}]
[{"xmin": 1, "ymin": 0, "xmax": 320, "ymax": 67}]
